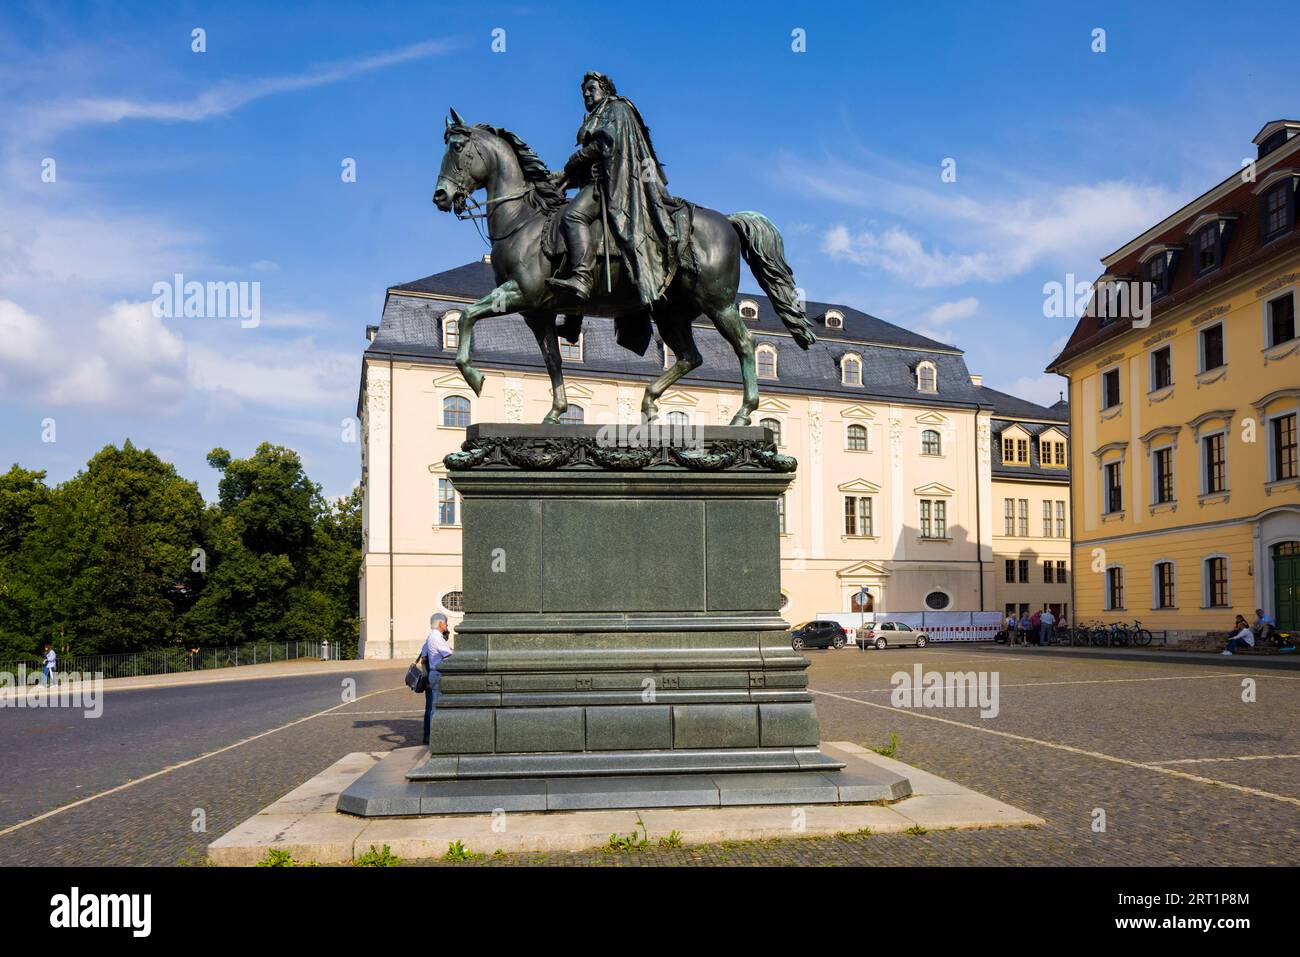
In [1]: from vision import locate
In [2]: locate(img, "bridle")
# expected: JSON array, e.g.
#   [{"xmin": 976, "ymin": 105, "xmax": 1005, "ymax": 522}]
[{"xmin": 442, "ymin": 128, "xmax": 532, "ymax": 244}]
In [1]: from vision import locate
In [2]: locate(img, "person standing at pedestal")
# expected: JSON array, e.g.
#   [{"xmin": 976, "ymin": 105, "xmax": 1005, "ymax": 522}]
[{"xmin": 422, "ymin": 614, "xmax": 454, "ymax": 745}]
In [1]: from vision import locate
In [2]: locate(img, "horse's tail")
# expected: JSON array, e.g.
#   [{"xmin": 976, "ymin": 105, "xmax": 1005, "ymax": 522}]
[{"xmin": 728, "ymin": 211, "xmax": 816, "ymax": 349}]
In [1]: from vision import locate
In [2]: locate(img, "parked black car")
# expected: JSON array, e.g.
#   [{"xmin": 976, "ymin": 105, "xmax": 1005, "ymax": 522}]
[{"xmin": 790, "ymin": 620, "xmax": 848, "ymax": 650}]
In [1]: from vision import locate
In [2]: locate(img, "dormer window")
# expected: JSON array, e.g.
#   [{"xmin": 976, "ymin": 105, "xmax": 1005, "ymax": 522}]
[
  {"xmin": 841, "ymin": 353, "xmax": 862, "ymax": 387},
  {"xmin": 916, "ymin": 361, "xmax": 937, "ymax": 393},
  {"xmin": 739, "ymin": 300, "xmax": 760, "ymax": 321},
  {"xmin": 1001, "ymin": 434, "xmax": 1029, "ymax": 465},
  {"xmin": 1255, "ymin": 121, "xmax": 1300, "ymax": 159},
  {"xmin": 756, "ymin": 344, "xmax": 778, "ymax": 379},
  {"xmin": 1255, "ymin": 169, "xmax": 1298, "ymax": 244},
  {"xmin": 442, "ymin": 311, "xmax": 461, "ymax": 351},
  {"xmin": 1186, "ymin": 213, "xmax": 1236, "ymax": 277},
  {"xmin": 1195, "ymin": 224, "xmax": 1219, "ymax": 274},
  {"xmin": 1139, "ymin": 247, "xmax": 1180, "ymax": 300},
  {"xmin": 825, "ymin": 309, "xmax": 844, "ymax": 330}
]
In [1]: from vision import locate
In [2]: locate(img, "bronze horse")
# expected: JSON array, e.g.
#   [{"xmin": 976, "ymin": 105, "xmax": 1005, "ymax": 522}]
[{"xmin": 432, "ymin": 108, "xmax": 815, "ymax": 425}]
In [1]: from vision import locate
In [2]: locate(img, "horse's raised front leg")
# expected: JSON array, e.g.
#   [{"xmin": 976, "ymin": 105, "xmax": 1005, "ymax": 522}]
[
  {"xmin": 523, "ymin": 312, "xmax": 568, "ymax": 423},
  {"xmin": 456, "ymin": 280, "xmax": 526, "ymax": 396}
]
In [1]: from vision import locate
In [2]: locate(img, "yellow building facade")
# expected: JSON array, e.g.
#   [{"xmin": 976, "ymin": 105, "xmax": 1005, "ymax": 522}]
[{"xmin": 1049, "ymin": 121, "xmax": 1300, "ymax": 638}]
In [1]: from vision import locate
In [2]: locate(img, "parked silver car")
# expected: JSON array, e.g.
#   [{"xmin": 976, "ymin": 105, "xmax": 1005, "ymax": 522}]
[{"xmin": 858, "ymin": 620, "xmax": 930, "ymax": 649}]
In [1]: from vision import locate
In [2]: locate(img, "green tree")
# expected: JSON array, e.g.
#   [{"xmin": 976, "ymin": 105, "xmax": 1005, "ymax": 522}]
[{"xmin": 0, "ymin": 443, "xmax": 204, "ymax": 657}]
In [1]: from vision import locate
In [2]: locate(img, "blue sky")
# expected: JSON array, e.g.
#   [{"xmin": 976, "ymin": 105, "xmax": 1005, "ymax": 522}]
[{"xmin": 1, "ymin": 0, "xmax": 1292, "ymax": 500}]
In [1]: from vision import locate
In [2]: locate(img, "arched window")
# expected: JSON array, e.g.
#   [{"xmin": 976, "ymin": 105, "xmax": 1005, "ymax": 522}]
[
  {"xmin": 760, "ymin": 417, "xmax": 782, "ymax": 446},
  {"xmin": 842, "ymin": 354, "xmax": 862, "ymax": 387},
  {"xmin": 921, "ymin": 429, "xmax": 941, "ymax": 455},
  {"xmin": 756, "ymin": 345, "xmax": 777, "ymax": 379},
  {"xmin": 442, "ymin": 395, "xmax": 470, "ymax": 428},
  {"xmin": 559, "ymin": 404, "xmax": 584, "ymax": 424},
  {"xmin": 917, "ymin": 361, "xmax": 937, "ymax": 393},
  {"xmin": 666, "ymin": 410, "xmax": 690, "ymax": 427},
  {"xmin": 442, "ymin": 311, "xmax": 460, "ymax": 351},
  {"xmin": 846, "ymin": 423, "xmax": 868, "ymax": 451},
  {"xmin": 925, "ymin": 590, "xmax": 950, "ymax": 610},
  {"xmin": 825, "ymin": 310, "xmax": 844, "ymax": 330},
  {"xmin": 739, "ymin": 299, "xmax": 760, "ymax": 321},
  {"xmin": 850, "ymin": 589, "xmax": 874, "ymax": 613}
]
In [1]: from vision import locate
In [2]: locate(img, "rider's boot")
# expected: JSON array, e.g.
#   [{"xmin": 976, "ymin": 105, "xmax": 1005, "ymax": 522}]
[{"xmin": 547, "ymin": 220, "xmax": 598, "ymax": 301}]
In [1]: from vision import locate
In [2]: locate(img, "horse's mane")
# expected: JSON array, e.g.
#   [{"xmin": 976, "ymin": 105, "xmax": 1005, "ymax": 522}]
[{"xmin": 476, "ymin": 124, "xmax": 565, "ymax": 214}]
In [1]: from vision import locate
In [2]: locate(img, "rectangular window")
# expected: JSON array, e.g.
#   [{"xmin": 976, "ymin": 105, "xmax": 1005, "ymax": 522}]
[
  {"xmin": 1005, "ymin": 559, "xmax": 1015, "ymax": 584},
  {"xmin": 1056, "ymin": 560, "xmax": 1067, "ymax": 584},
  {"xmin": 1107, "ymin": 566, "xmax": 1124, "ymax": 610},
  {"xmin": 1102, "ymin": 369, "xmax": 1121, "ymax": 409},
  {"xmin": 1196, "ymin": 225, "xmax": 1219, "ymax": 273},
  {"xmin": 559, "ymin": 335, "xmax": 583, "ymax": 361},
  {"xmin": 1203, "ymin": 433, "xmax": 1226, "ymax": 494},
  {"xmin": 1274, "ymin": 414, "xmax": 1298, "ymax": 481},
  {"xmin": 1043, "ymin": 561, "xmax": 1053, "ymax": 584},
  {"xmin": 778, "ymin": 494, "xmax": 787, "ymax": 534},
  {"xmin": 1054, "ymin": 442, "xmax": 1066, "ymax": 466},
  {"xmin": 1042, "ymin": 501, "xmax": 1052, "ymax": 537},
  {"xmin": 1104, "ymin": 462, "xmax": 1123, "ymax": 514},
  {"xmin": 1153, "ymin": 447, "xmax": 1174, "ymax": 504},
  {"xmin": 1200, "ymin": 324, "xmax": 1225, "ymax": 372},
  {"xmin": 1055, "ymin": 501, "xmax": 1066, "ymax": 538},
  {"xmin": 1264, "ymin": 182, "xmax": 1291, "ymax": 239},
  {"xmin": 1017, "ymin": 499, "xmax": 1028, "ymax": 537},
  {"xmin": 919, "ymin": 499, "xmax": 946, "ymax": 539},
  {"xmin": 1003, "ymin": 498, "xmax": 1015, "ymax": 535},
  {"xmin": 1155, "ymin": 562, "xmax": 1175, "ymax": 609},
  {"xmin": 1206, "ymin": 557, "xmax": 1228, "ymax": 608},
  {"xmin": 1018, "ymin": 559, "xmax": 1029, "ymax": 584},
  {"xmin": 437, "ymin": 478, "xmax": 457, "ymax": 526},
  {"xmin": 1147, "ymin": 254, "xmax": 1168, "ymax": 297},
  {"xmin": 1269, "ymin": 294, "xmax": 1296, "ymax": 347},
  {"xmin": 844, "ymin": 496, "xmax": 872, "ymax": 536},
  {"xmin": 1151, "ymin": 346, "xmax": 1172, "ymax": 390}
]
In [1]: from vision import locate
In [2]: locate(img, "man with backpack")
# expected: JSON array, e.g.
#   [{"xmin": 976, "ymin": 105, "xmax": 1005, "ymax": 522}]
[{"xmin": 421, "ymin": 614, "xmax": 454, "ymax": 745}]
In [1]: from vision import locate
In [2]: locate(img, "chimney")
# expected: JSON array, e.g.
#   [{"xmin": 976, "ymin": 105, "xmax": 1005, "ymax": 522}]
[
  {"xmin": 366, "ymin": 324, "xmax": 378, "ymax": 343},
  {"xmin": 482, "ymin": 253, "xmax": 493, "ymax": 264},
  {"xmin": 970, "ymin": 373, "xmax": 983, "ymax": 387}
]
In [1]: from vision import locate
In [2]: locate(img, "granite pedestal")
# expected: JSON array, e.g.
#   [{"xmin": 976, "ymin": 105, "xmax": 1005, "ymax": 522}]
[{"xmin": 339, "ymin": 423, "xmax": 908, "ymax": 816}]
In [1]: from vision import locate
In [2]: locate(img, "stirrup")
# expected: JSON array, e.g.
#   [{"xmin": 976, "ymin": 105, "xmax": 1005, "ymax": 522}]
[{"xmin": 547, "ymin": 274, "xmax": 594, "ymax": 300}]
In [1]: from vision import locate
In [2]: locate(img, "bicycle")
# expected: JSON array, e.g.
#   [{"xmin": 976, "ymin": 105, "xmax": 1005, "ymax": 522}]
[{"xmin": 1129, "ymin": 619, "xmax": 1153, "ymax": 646}]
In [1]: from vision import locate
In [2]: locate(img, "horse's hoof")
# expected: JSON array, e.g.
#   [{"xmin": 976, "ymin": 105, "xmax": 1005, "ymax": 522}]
[
  {"xmin": 461, "ymin": 368, "xmax": 485, "ymax": 396},
  {"xmin": 541, "ymin": 411, "xmax": 562, "ymax": 424},
  {"xmin": 729, "ymin": 413, "xmax": 752, "ymax": 426}
]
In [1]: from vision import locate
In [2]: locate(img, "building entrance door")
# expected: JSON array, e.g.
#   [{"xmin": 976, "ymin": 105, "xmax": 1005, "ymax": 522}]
[{"xmin": 1274, "ymin": 542, "xmax": 1300, "ymax": 631}]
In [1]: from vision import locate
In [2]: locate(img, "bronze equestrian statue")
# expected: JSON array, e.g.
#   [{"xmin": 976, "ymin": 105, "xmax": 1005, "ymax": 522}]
[{"xmin": 432, "ymin": 72, "xmax": 817, "ymax": 426}]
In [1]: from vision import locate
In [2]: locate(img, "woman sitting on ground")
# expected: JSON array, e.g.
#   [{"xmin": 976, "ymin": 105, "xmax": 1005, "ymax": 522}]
[{"xmin": 1221, "ymin": 615, "xmax": 1255, "ymax": 656}]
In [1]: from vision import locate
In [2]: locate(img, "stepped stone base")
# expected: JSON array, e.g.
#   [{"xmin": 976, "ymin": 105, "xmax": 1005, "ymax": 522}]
[{"xmin": 338, "ymin": 743, "xmax": 908, "ymax": 817}]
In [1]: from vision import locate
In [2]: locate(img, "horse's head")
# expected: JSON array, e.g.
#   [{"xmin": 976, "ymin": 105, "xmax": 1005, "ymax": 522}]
[{"xmin": 433, "ymin": 108, "xmax": 491, "ymax": 214}]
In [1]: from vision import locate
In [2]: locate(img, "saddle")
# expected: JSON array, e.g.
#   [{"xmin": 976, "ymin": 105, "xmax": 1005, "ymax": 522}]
[{"xmin": 540, "ymin": 195, "xmax": 696, "ymax": 279}]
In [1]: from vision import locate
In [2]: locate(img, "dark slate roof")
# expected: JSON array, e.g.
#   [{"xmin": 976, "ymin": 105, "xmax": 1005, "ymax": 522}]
[
  {"xmin": 990, "ymin": 417, "xmax": 1071, "ymax": 481},
  {"xmin": 369, "ymin": 289, "xmax": 987, "ymax": 407},
  {"xmin": 976, "ymin": 385, "xmax": 1069, "ymax": 423},
  {"xmin": 391, "ymin": 260, "xmax": 961, "ymax": 353}
]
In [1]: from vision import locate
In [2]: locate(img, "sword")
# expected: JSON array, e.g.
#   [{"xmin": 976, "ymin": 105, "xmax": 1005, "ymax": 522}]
[{"xmin": 595, "ymin": 168, "xmax": 612, "ymax": 294}]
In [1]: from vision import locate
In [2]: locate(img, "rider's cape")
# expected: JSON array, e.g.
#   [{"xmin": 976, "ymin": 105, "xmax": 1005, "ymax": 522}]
[{"xmin": 563, "ymin": 95, "xmax": 691, "ymax": 306}]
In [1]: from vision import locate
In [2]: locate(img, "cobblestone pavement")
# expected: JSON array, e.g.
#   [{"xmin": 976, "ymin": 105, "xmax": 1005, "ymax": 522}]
[{"xmin": 0, "ymin": 647, "xmax": 1295, "ymax": 866}]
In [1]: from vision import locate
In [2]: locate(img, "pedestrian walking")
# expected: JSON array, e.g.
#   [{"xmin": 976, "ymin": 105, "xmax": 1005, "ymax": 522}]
[
  {"xmin": 42, "ymin": 644, "xmax": 56, "ymax": 684},
  {"xmin": 422, "ymin": 613, "xmax": 454, "ymax": 745}
]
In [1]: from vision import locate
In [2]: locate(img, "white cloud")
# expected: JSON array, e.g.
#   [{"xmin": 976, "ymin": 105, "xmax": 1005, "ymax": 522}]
[
  {"xmin": 999, "ymin": 373, "xmax": 1069, "ymax": 408},
  {"xmin": 924, "ymin": 297, "xmax": 979, "ymax": 325},
  {"xmin": 186, "ymin": 340, "xmax": 354, "ymax": 410},
  {"xmin": 9, "ymin": 40, "xmax": 456, "ymax": 142},
  {"xmin": 792, "ymin": 154, "xmax": 1180, "ymax": 288}
]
